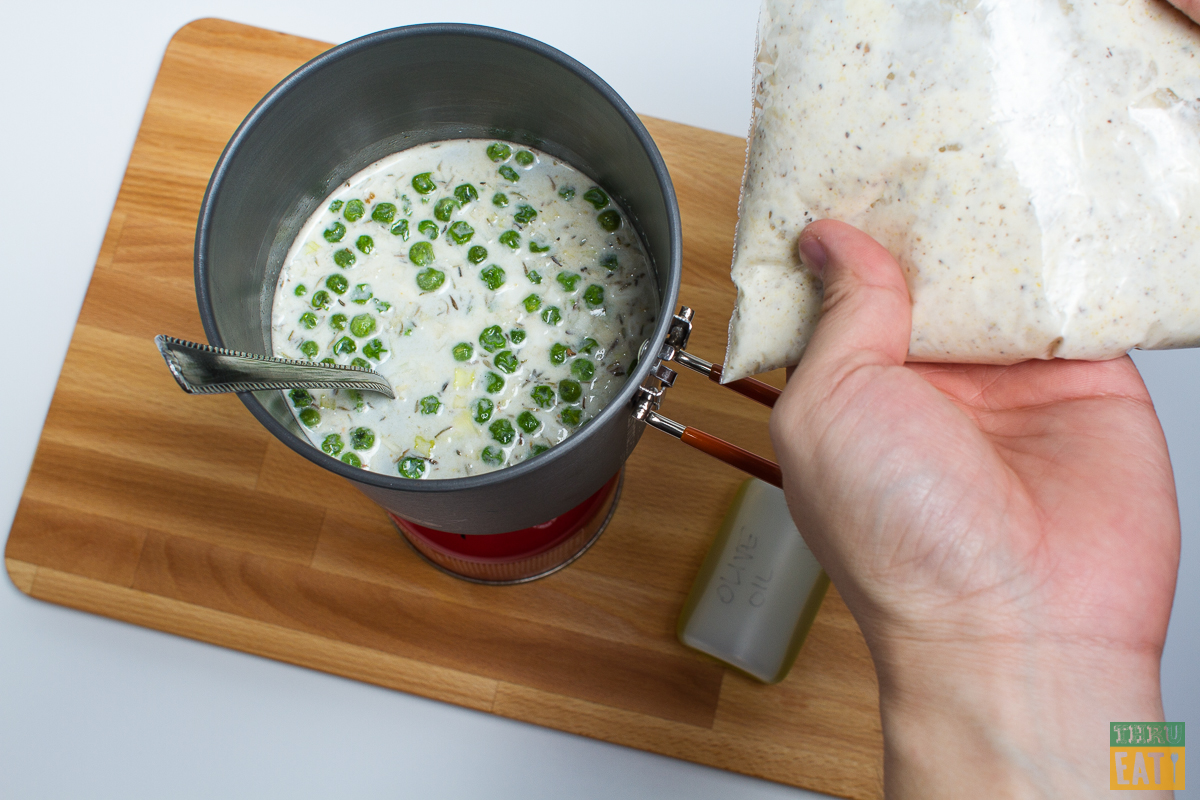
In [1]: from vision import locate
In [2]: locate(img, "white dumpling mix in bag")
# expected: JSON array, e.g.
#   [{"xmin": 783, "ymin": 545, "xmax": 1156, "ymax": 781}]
[{"xmin": 723, "ymin": 0, "xmax": 1200, "ymax": 381}]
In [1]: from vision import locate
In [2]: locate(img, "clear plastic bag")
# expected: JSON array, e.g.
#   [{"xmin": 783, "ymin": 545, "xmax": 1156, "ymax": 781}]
[{"xmin": 723, "ymin": 0, "xmax": 1200, "ymax": 382}]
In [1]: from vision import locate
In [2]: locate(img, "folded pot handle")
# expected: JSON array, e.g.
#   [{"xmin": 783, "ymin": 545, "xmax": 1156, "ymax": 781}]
[
  {"xmin": 673, "ymin": 350, "xmax": 781, "ymax": 408},
  {"xmin": 634, "ymin": 307, "xmax": 783, "ymax": 488}
]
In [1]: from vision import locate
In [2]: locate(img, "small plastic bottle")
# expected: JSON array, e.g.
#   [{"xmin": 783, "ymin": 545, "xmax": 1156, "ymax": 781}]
[{"xmin": 677, "ymin": 479, "xmax": 828, "ymax": 684}]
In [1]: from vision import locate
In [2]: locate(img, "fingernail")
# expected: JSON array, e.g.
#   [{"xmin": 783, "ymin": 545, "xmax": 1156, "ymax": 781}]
[{"xmin": 799, "ymin": 237, "xmax": 828, "ymax": 275}]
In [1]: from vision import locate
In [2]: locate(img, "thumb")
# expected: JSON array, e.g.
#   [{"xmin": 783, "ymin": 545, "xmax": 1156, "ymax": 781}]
[
  {"xmin": 1169, "ymin": 0, "xmax": 1200, "ymax": 26},
  {"xmin": 796, "ymin": 219, "xmax": 912, "ymax": 373}
]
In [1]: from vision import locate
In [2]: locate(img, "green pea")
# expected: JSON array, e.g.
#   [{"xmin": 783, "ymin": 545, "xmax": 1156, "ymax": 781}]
[
  {"xmin": 329, "ymin": 313, "xmax": 348, "ymax": 331},
  {"xmin": 311, "ymin": 290, "xmax": 331, "ymax": 310},
  {"xmin": 526, "ymin": 269, "xmax": 542, "ymax": 284},
  {"xmin": 541, "ymin": 306, "xmax": 562, "ymax": 326},
  {"xmin": 481, "ymin": 446, "xmax": 504, "ymax": 466},
  {"xmin": 479, "ymin": 325, "xmax": 506, "ymax": 353},
  {"xmin": 509, "ymin": 329, "xmax": 526, "ymax": 344},
  {"xmin": 514, "ymin": 150, "xmax": 535, "ymax": 167},
  {"xmin": 452, "ymin": 341, "xmax": 474, "ymax": 362},
  {"xmin": 363, "ymin": 339, "xmax": 387, "ymax": 360},
  {"xmin": 571, "ymin": 358, "xmax": 596, "ymax": 381},
  {"xmin": 391, "ymin": 219, "xmax": 410, "ymax": 240},
  {"xmin": 561, "ymin": 407, "xmax": 582, "ymax": 426},
  {"xmin": 419, "ymin": 395, "xmax": 441, "ymax": 414},
  {"xmin": 495, "ymin": 350, "xmax": 519, "ymax": 374},
  {"xmin": 299, "ymin": 340, "xmax": 319, "ymax": 359},
  {"xmin": 372, "ymin": 203, "xmax": 397, "ymax": 223},
  {"xmin": 341, "ymin": 452, "xmax": 362, "ymax": 468},
  {"xmin": 333, "ymin": 248, "xmax": 356, "ymax": 268},
  {"xmin": 492, "ymin": 192, "xmax": 509, "ymax": 208},
  {"xmin": 401, "ymin": 194, "xmax": 412, "ymax": 216},
  {"xmin": 350, "ymin": 314, "xmax": 375, "ymax": 337},
  {"xmin": 523, "ymin": 294, "xmax": 542, "ymax": 312},
  {"xmin": 583, "ymin": 285, "xmax": 604, "ymax": 307},
  {"xmin": 517, "ymin": 411, "xmax": 540, "ymax": 433},
  {"xmin": 333, "ymin": 337, "xmax": 357, "ymax": 355},
  {"xmin": 356, "ymin": 235, "xmax": 374, "ymax": 254},
  {"xmin": 351, "ymin": 357, "xmax": 370, "ymax": 369},
  {"xmin": 346, "ymin": 389, "xmax": 364, "ymax": 412},
  {"xmin": 529, "ymin": 241, "xmax": 551, "ymax": 253},
  {"xmin": 499, "ymin": 231, "xmax": 520, "ymax": 250},
  {"xmin": 559, "ymin": 379, "xmax": 582, "ymax": 403},
  {"xmin": 448, "ymin": 221, "xmax": 474, "ymax": 244},
  {"xmin": 324, "ymin": 222, "xmax": 346, "ymax": 243},
  {"xmin": 418, "ymin": 220, "xmax": 439, "ymax": 240},
  {"xmin": 498, "ymin": 165, "xmax": 519, "ymax": 182},
  {"xmin": 531, "ymin": 443, "xmax": 550, "ymax": 456},
  {"xmin": 412, "ymin": 173, "xmax": 436, "ymax": 194},
  {"xmin": 294, "ymin": 284, "xmax": 307, "ymax": 297},
  {"xmin": 454, "ymin": 183, "xmax": 479, "ymax": 205},
  {"xmin": 583, "ymin": 187, "xmax": 609, "ymax": 209},
  {"xmin": 416, "ymin": 268, "xmax": 445, "ymax": 292},
  {"xmin": 514, "ymin": 204, "xmax": 537, "ymax": 225},
  {"xmin": 558, "ymin": 186, "xmax": 575, "ymax": 201},
  {"xmin": 398, "ymin": 456, "xmax": 426, "ymax": 479},
  {"xmin": 484, "ymin": 372, "xmax": 504, "ymax": 394},
  {"xmin": 374, "ymin": 299, "xmax": 391, "ymax": 312},
  {"xmin": 486, "ymin": 142, "xmax": 512, "ymax": 162},
  {"xmin": 299, "ymin": 407, "xmax": 321, "ymax": 427},
  {"xmin": 550, "ymin": 343, "xmax": 569, "ymax": 365},
  {"xmin": 434, "ymin": 197, "xmax": 459, "ymax": 222},
  {"xmin": 320, "ymin": 357, "xmax": 336, "ymax": 365},
  {"xmin": 343, "ymin": 199, "xmax": 365, "ymax": 221},
  {"xmin": 299, "ymin": 312, "xmax": 317, "ymax": 329},
  {"xmin": 601, "ymin": 253, "xmax": 618, "ymax": 270},
  {"xmin": 556, "ymin": 272, "xmax": 581, "ymax": 292},
  {"xmin": 350, "ymin": 284, "xmax": 372, "ymax": 304},
  {"xmin": 598, "ymin": 210, "xmax": 621, "ymax": 231},
  {"xmin": 489, "ymin": 418, "xmax": 516, "ymax": 445},
  {"xmin": 531, "ymin": 385, "xmax": 554, "ymax": 408},
  {"xmin": 328, "ymin": 200, "xmax": 344, "ymax": 212},
  {"xmin": 409, "ymin": 241, "xmax": 434, "ymax": 266},
  {"xmin": 289, "ymin": 388, "xmax": 312, "ymax": 407},
  {"xmin": 480, "ymin": 265, "xmax": 505, "ymax": 290},
  {"xmin": 322, "ymin": 434, "xmax": 344, "ymax": 455},
  {"xmin": 467, "ymin": 245, "xmax": 488, "ymax": 264},
  {"xmin": 350, "ymin": 427, "xmax": 375, "ymax": 450},
  {"xmin": 474, "ymin": 398, "xmax": 494, "ymax": 424},
  {"xmin": 326, "ymin": 274, "xmax": 349, "ymax": 294},
  {"xmin": 579, "ymin": 337, "xmax": 598, "ymax": 354}
]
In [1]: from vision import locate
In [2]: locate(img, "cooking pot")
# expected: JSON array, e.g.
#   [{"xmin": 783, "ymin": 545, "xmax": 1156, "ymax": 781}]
[{"xmin": 195, "ymin": 23, "xmax": 682, "ymax": 536}]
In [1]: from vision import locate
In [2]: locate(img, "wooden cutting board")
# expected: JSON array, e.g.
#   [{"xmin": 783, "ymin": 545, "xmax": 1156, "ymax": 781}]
[{"xmin": 4, "ymin": 19, "xmax": 882, "ymax": 798}]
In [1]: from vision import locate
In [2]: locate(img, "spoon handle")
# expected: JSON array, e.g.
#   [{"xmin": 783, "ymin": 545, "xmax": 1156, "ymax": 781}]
[{"xmin": 154, "ymin": 335, "xmax": 396, "ymax": 399}]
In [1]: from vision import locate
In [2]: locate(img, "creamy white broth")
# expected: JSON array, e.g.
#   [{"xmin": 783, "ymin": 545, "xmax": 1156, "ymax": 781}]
[{"xmin": 271, "ymin": 139, "xmax": 658, "ymax": 479}]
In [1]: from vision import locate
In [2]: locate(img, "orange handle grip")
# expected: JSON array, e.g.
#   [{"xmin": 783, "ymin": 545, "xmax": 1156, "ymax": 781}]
[
  {"xmin": 679, "ymin": 427, "xmax": 783, "ymax": 488},
  {"xmin": 708, "ymin": 363, "xmax": 782, "ymax": 409}
]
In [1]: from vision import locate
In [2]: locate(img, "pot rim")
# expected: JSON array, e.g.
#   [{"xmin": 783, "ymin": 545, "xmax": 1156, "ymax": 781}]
[{"xmin": 195, "ymin": 22, "xmax": 682, "ymax": 496}]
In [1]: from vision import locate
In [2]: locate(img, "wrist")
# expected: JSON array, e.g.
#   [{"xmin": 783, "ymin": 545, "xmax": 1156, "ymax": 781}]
[{"xmin": 873, "ymin": 636, "xmax": 1167, "ymax": 799}]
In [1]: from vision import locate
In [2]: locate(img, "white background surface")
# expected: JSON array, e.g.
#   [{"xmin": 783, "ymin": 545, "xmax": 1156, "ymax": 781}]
[{"xmin": 1, "ymin": 1, "xmax": 1194, "ymax": 797}]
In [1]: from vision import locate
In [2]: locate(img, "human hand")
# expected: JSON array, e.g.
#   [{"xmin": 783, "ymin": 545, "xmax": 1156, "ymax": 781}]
[
  {"xmin": 769, "ymin": 221, "xmax": 1180, "ymax": 798},
  {"xmin": 1170, "ymin": 0, "xmax": 1200, "ymax": 24}
]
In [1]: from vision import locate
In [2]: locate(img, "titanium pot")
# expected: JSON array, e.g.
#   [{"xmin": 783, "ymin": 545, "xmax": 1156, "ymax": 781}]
[{"xmin": 195, "ymin": 24, "xmax": 681, "ymax": 535}]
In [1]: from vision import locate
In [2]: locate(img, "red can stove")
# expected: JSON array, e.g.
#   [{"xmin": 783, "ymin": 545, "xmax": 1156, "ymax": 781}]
[{"xmin": 390, "ymin": 471, "xmax": 623, "ymax": 584}]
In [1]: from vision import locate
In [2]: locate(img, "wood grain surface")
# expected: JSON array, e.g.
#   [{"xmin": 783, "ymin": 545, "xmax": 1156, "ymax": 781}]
[{"xmin": 4, "ymin": 19, "xmax": 883, "ymax": 798}]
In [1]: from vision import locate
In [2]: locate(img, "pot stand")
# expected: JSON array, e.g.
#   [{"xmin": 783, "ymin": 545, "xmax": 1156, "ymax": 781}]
[{"xmin": 390, "ymin": 470, "xmax": 623, "ymax": 584}]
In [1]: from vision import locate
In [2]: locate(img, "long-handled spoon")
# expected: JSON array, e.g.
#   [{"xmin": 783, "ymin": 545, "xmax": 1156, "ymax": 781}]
[{"xmin": 154, "ymin": 335, "xmax": 395, "ymax": 398}]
